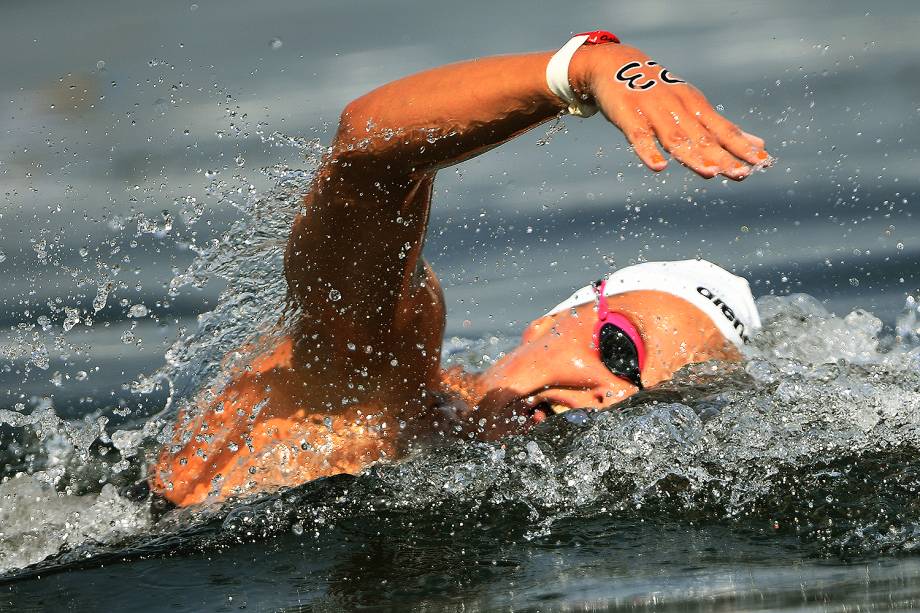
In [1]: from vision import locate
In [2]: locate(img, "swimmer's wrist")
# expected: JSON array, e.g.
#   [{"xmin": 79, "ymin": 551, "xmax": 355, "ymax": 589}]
[
  {"xmin": 567, "ymin": 46, "xmax": 601, "ymax": 112},
  {"xmin": 567, "ymin": 43, "xmax": 650, "ymax": 115}
]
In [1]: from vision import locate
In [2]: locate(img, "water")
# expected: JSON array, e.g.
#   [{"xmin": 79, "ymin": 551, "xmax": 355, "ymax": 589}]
[
  {"xmin": 2, "ymin": 0, "xmax": 920, "ymax": 609},
  {"xmin": 4, "ymin": 295, "xmax": 920, "ymax": 609}
]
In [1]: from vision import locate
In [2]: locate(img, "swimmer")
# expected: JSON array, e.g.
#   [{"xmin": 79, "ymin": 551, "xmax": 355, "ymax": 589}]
[{"xmin": 149, "ymin": 31, "xmax": 770, "ymax": 507}]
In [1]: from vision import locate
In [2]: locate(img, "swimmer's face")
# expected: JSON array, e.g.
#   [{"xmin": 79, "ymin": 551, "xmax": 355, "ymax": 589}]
[{"xmin": 475, "ymin": 290, "xmax": 740, "ymax": 420}]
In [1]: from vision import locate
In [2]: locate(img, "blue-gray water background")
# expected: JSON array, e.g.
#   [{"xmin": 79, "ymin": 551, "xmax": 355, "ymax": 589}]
[
  {"xmin": 2, "ymin": 0, "xmax": 920, "ymax": 610},
  {"xmin": 2, "ymin": 0, "xmax": 918, "ymax": 405}
]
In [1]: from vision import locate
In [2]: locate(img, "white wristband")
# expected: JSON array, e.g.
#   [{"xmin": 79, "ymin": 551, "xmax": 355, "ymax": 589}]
[{"xmin": 546, "ymin": 34, "xmax": 597, "ymax": 118}]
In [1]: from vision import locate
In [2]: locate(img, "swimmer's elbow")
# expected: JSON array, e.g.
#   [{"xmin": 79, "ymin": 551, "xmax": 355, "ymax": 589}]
[
  {"xmin": 339, "ymin": 97, "xmax": 369, "ymax": 129},
  {"xmin": 328, "ymin": 99, "xmax": 420, "ymax": 179},
  {"xmin": 331, "ymin": 99, "xmax": 372, "ymax": 159}
]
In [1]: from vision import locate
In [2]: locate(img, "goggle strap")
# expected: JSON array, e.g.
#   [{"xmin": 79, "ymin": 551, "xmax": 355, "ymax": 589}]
[{"xmin": 595, "ymin": 279, "xmax": 610, "ymax": 319}]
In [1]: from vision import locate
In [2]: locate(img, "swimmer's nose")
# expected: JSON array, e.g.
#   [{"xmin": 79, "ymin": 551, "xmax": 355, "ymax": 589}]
[
  {"xmin": 582, "ymin": 382, "xmax": 640, "ymax": 408},
  {"xmin": 590, "ymin": 384, "xmax": 639, "ymax": 407}
]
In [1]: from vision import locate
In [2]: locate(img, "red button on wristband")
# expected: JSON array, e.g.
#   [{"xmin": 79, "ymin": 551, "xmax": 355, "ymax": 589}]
[{"xmin": 574, "ymin": 30, "xmax": 620, "ymax": 45}]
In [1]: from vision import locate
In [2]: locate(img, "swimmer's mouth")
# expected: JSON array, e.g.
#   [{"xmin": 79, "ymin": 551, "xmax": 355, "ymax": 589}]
[{"xmin": 523, "ymin": 395, "xmax": 576, "ymax": 424}]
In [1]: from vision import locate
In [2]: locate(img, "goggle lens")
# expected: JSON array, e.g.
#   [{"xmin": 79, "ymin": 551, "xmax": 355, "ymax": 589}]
[
  {"xmin": 597, "ymin": 322, "xmax": 643, "ymax": 389},
  {"xmin": 593, "ymin": 279, "xmax": 645, "ymax": 390}
]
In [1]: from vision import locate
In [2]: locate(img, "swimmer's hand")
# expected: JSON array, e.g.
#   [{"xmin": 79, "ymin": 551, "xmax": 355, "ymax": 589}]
[{"xmin": 571, "ymin": 44, "xmax": 770, "ymax": 180}]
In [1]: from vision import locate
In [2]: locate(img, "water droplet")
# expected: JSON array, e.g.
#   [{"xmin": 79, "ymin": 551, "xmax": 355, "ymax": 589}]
[
  {"xmin": 63, "ymin": 307, "xmax": 81, "ymax": 331},
  {"xmin": 0, "ymin": 250, "xmax": 6, "ymax": 263},
  {"xmin": 291, "ymin": 523, "xmax": 304, "ymax": 535},
  {"xmin": 128, "ymin": 304, "xmax": 149, "ymax": 318},
  {"xmin": 96, "ymin": 60, "xmax": 106, "ymax": 71},
  {"xmin": 270, "ymin": 38, "xmax": 283, "ymax": 50},
  {"xmin": 328, "ymin": 289, "xmax": 341, "ymax": 302},
  {"xmin": 189, "ymin": 3, "xmax": 198, "ymax": 11}
]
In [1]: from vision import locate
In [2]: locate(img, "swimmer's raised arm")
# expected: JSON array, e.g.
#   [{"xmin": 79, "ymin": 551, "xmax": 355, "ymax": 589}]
[
  {"xmin": 284, "ymin": 41, "xmax": 769, "ymax": 382},
  {"xmin": 331, "ymin": 43, "xmax": 768, "ymax": 180}
]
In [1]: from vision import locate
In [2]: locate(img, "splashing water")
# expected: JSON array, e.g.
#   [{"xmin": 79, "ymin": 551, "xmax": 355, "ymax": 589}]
[
  {"xmin": 151, "ymin": 133, "xmax": 327, "ymax": 406},
  {"xmin": 1, "ymin": 140, "xmax": 919, "ymax": 577},
  {"xmin": 0, "ymin": 130, "xmax": 326, "ymax": 573},
  {"xmin": 2, "ymin": 285, "xmax": 920, "ymax": 577}
]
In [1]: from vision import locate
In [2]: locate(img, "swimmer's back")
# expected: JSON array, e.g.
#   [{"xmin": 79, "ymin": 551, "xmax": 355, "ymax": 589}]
[{"xmin": 149, "ymin": 337, "xmax": 397, "ymax": 506}]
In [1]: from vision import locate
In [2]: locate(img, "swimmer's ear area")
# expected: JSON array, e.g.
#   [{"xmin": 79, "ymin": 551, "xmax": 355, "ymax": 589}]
[{"xmin": 690, "ymin": 328, "xmax": 744, "ymax": 364}]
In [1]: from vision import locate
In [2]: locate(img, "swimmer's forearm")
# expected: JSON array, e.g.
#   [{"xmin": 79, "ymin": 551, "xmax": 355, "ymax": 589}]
[
  {"xmin": 328, "ymin": 45, "xmax": 768, "ymax": 182},
  {"xmin": 330, "ymin": 52, "xmax": 568, "ymax": 175}
]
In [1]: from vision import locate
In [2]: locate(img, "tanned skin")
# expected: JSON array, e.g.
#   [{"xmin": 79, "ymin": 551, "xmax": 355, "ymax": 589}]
[{"xmin": 150, "ymin": 42, "xmax": 769, "ymax": 507}]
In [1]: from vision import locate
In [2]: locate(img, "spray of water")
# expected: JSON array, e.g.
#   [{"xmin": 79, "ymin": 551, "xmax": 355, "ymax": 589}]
[
  {"xmin": 3, "ymin": 284, "xmax": 920, "ymax": 577},
  {"xmin": 0, "ymin": 129, "xmax": 326, "ymax": 573},
  {"xmin": 1, "ymin": 131, "xmax": 919, "ymax": 576}
]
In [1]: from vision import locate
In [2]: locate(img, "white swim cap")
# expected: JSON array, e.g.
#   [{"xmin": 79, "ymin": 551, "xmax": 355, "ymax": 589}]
[{"xmin": 545, "ymin": 259, "xmax": 761, "ymax": 348}]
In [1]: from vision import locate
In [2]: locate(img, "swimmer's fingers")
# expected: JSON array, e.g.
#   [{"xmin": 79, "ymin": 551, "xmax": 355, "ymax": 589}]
[
  {"xmin": 741, "ymin": 131, "xmax": 766, "ymax": 149},
  {"xmin": 697, "ymin": 110, "xmax": 769, "ymax": 166},
  {"xmin": 682, "ymin": 89, "xmax": 770, "ymax": 165},
  {"xmin": 644, "ymin": 103, "xmax": 742, "ymax": 180},
  {"xmin": 669, "ymin": 104, "xmax": 751, "ymax": 181},
  {"xmin": 618, "ymin": 115, "xmax": 668, "ymax": 172},
  {"xmin": 591, "ymin": 68, "xmax": 669, "ymax": 172}
]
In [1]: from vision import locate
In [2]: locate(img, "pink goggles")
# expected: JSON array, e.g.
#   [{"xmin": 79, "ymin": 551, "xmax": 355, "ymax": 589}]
[{"xmin": 592, "ymin": 279, "xmax": 646, "ymax": 389}]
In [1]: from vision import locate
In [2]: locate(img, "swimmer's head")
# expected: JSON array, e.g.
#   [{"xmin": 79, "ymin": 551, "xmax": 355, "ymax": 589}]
[
  {"xmin": 545, "ymin": 259, "xmax": 761, "ymax": 348},
  {"xmin": 474, "ymin": 260, "xmax": 760, "ymax": 424}
]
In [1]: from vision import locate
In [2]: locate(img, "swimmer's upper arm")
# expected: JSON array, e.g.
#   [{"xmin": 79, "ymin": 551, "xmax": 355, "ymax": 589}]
[
  {"xmin": 282, "ymin": 54, "xmax": 560, "ymax": 347},
  {"xmin": 283, "ymin": 106, "xmax": 436, "ymax": 347}
]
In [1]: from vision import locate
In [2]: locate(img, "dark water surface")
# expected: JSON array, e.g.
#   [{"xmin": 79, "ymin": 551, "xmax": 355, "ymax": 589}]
[
  {"xmin": 2, "ymin": 0, "xmax": 920, "ymax": 610},
  {"xmin": 10, "ymin": 518, "xmax": 920, "ymax": 612}
]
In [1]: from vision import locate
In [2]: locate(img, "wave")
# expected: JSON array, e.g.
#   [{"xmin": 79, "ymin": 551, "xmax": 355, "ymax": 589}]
[
  {"xmin": 2, "ymin": 290, "xmax": 919, "ymax": 580},
  {"xmin": 2, "ymin": 136, "xmax": 919, "ymax": 579}
]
